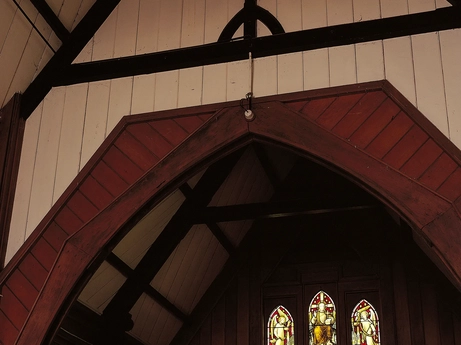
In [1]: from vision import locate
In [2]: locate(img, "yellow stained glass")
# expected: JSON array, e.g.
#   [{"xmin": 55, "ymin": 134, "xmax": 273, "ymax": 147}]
[{"xmin": 308, "ymin": 291, "xmax": 337, "ymax": 345}]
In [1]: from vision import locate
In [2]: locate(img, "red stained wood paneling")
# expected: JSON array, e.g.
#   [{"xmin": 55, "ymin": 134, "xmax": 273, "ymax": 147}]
[
  {"xmin": 174, "ymin": 116, "xmax": 205, "ymax": 134},
  {"xmin": 382, "ymin": 126, "xmax": 428, "ymax": 169},
  {"xmin": 91, "ymin": 161, "xmax": 129, "ymax": 197},
  {"xmin": 79, "ymin": 176, "xmax": 114, "ymax": 210},
  {"xmin": 127, "ymin": 122, "xmax": 172, "ymax": 159},
  {"xmin": 31, "ymin": 238, "xmax": 57, "ymax": 271},
  {"xmin": 0, "ymin": 285, "xmax": 29, "ymax": 330},
  {"xmin": 365, "ymin": 112, "xmax": 414, "ymax": 159},
  {"xmin": 437, "ymin": 168, "xmax": 461, "ymax": 201},
  {"xmin": 332, "ymin": 91, "xmax": 388, "ymax": 137},
  {"xmin": 18, "ymin": 255, "xmax": 48, "ymax": 290},
  {"xmin": 199, "ymin": 113, "xmax": 214, "ymax": 122},
  {"xmin": 149, "ymin": 119, "xmax": 189, "ymax": 146},
  {"xmin": 299, "ymin": 97, "xmax": 336, "ymax": 121},
  {"xmin": 0, "ymin": 310, "xmax": 20, "ymax": 344},
  {"xmin": 349, "ymin": 98, "xmax": 401, "ymax": 148},
  {"xmin": 5, "ymin": 269, "xmax": 38, "ymax": 311},
  {"xmin": 401, "ymin": 140, "xmax": 443, "ymax": 179},
  {"xmin": 67, "ymin": 190, "xmax": 99, "ymax": 223},
  {"xmin": 114, "ymin": 131, "xmax": 158, "ymax": 171},
  {"xmin": 55, "ymin": 206, "xmax": 84, "ymax": 235},
  {"xmin": 42, "ymin": 222, "xmax": 68, "ymax": 252},
  {"xmin": 316, "ymin": 93, "xmax": 365, "ymax": 130},
  {"xmin": 418, "ymin": 153, "xmax": 458, "ymax": 191},
  {"xmin": 103, "ymin": 146, "xmax": 144, "ymax": 184},
  {"xmin": 284, "ymin": 100, "xmax": 308, "ymax": 112}
]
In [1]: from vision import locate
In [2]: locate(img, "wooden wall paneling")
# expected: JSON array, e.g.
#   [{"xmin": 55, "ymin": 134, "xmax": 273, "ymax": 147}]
[
  {"xmin": 79, "ymin": 81, "xmax": 110, "ymax": 167},
  {"xmin": 252, "ymin": 56, "xmax": 277, "ymax": 98},
  {"xmin": 202, "ymin": 0, "xmax": 228, "ymax": 103},
  {"xmin": 211, "ymin": 296, "xmax": 226, "ymax": 345},
  {"xmin": 154, "ymin": 71, "xmax": 180, "ymax": 111},
  {"xmin": 302, "ymin": 0, "xmax": 329, "ymax": 90},
  {"xmin": 353, "ymin": 0, "xmax": 381, "ymax": 21},
  {"xmin": 200, "ymin": 313, "xmax": 212, "ymax": 345},
  {"xmin": 113, "ymin": 0, "xmax": 138, "ymax": 58},
  {"xmin": 420, "ymin": 283, "xmax": 442, "ymax": 345},
  {"xmin": 107, "ymin": 77, "xmax": 133, "ymax": 134},
  {"xmin": 326, "ymin": 0, "xmax": 354, "ymax": 25},
  {"xmin": 53, "ymin": 83, "xmax": 88, "ymax": 202},
  {"xmin": 6, "ymin": 104, "xmax": 43, "ymax": 263},
  {"xmin": 329, "ymin": 45, "xmax": 357, "ymax": 87},
  {"xmin": 440, "ymin": 29, "xmax": 461, "ymax": 150},
  {"xmin": 5, "ymin": 269, "xmax": 38, "ymax": 311},
  {"xmin": 0, "ymin": 0, "xmax": 38, "ymax": 106},
  {"xmin": 412, "ymin": 32, "xmax": 449, "ymax": 137},
  {"xmin": 435, "ymin": 0, "xmax": 451, "ymax": 7},
  {"xmin": 277, "ymin": 0, "xmax": 302, "ymax": 93},
  {"xmin": 5, "ymin": 15, "xmax": 52, "ymax": 106},
  {"xmin": 178, "ymin": 67, "xmax": 203, "ymax": 108},
  {"xmin": 228, "ymin": 0, "xmax": 244, "ymax": 39},
  {"xmin": 91, "ymin": 6, "xmax": 117, "ymax": 61},
  {"xmin": 177, "ymin": 0, "xmax": 206, "ymax": 107},
  {"xmin": 383, "ymin": 37, "xmax": 417, "ymax": 106},
  {"xmin": 454, "ymin": 313, "xmax": 461, "ymax": 344},
  {"xmin": 407, "ymin": 280, "xmax": 425, "ymax": 344},
  {"xmin": 25, "ymin": 88, "xmax": 65, "ymax": 236},
  {"xmin": 408, "ymin": 0, "xmax": 436, "ymax": 13},
  {"xmin": 225, "ymin": 278, "xmax": 238, "ymax": 345},
  {"xmin": 131, "ymin": 0, "xmax": 160, "ymax": 114},
  {"xmin": 257, "ymin": 0, "xmax": 276, "ymax": 37},
  {"xmin": 380, "ymin": 0, "xmax": 408, "ymax": 18},
  {"xmin": 157, "ymin": 0, "xmax": 182, "ymax": 51},
  {"xmin": 57, "ymin": 0, "xmax": 83, "ymax": 31},
  {"xmin": 237, "ymin": 265, "xmax": 250, "ymax": 345},
  {"xmin": 0, "ymin": 0, "xmax": 16, "ymax": 50},
  {"xmin": 355, "ymin": 41, "xmax": 384, "ymax": 83},
  {"xmin": 227, "ymin": 60, "xmax": 250, "ymax": 101}
]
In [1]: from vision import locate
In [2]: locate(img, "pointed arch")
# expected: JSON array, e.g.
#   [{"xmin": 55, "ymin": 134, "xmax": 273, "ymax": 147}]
[
  {"xmin": 308, "ymin": 291, "xmax": 337, "ymax": 345},
  {"xmin": 351, "ymin": 299, "xmax": 381, "ymax": 345},
  {"xmin": 267, "ymin": 305, "xmax": 295, "ymax": 345},
  {"xmin": 1, "ymin": 80, "xmax": 461, "ymax": 345}
]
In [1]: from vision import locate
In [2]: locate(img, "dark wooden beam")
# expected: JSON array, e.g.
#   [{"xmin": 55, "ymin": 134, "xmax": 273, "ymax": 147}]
[
  {"xmin": 30, "ymin": 0, "xmax": 69, "ymax": 42},
  {"xmin": 191, "ymin": 200, "xmax": 379, "ymax": 223},
  {"xmin": 206, "ymin": 222, "xmax": 235, "ymax": 255},
  {"xmin": 253, "ymin": 144, "xmax": 282, "ymax": 190},
  {"xmin": 106, "ymin": 253, "xmax": 187, "ymax": 321},
  {"xmin": 0, "ymin": 94, "xmax": 24, "ymax": 268},
  {"xmin": 101, "ymin": 149, "xmax": 244, "ymax": 322},
  {"xmin": 54, "ymin": 7, "xmax": 461, "ymax": 88},
  {"xmin": 20, "ymin": 0, "xmax": 121, "ymax": 120}
]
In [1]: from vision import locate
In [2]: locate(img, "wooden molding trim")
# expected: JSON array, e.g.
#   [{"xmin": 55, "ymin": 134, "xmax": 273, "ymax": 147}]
[
  {"xmin": 2, "ymin": 81, "xmax": 461, "ymax": 345},
  {"xmin": 0, "ymin": 94, "xmax": 24, "ymax": 268}
]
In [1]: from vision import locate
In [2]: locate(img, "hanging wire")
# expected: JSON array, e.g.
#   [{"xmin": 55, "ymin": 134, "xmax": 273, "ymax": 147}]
[{"xmin": 11, "ymin": 0, "xmax": 57, "ymax": 53}]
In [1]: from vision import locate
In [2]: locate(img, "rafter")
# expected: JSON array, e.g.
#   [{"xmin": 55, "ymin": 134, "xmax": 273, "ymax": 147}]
[
  {"xmin": 190, "ymin": 200, "xmax": 379, "ymax": 223},
  {"xmin": 30, "ymin": 0, "xmax": 69, "ymax": 42},
  {"xmin": 20, "ymin": 0, "xmax": 121, "ymax": 120},
  {"xmin": 53, "ymin": 7, "xmax": 461, "ymax": 90},
  {"xmin": 101, "ymin": 149, "xmax": 244, "ymax": 326}
]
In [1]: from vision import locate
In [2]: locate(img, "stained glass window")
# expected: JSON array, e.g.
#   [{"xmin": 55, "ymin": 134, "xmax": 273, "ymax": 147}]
[
  {"xmin": 268, "ymin": 305, "xmax": 294, "ymax": 345},
  {"xmin": 351, "ymin": 299, "xmax": 380, "ymax": 345},
  {"xmin": 308, "ymin": 291, "xmax": 337, "ymax": 345}
]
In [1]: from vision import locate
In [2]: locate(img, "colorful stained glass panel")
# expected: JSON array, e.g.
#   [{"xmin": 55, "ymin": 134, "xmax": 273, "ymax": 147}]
[
  {"xmin": 308, "ymin": 291, "xmax": 337, "ymax": 345},
  {"xmin": 351, "ymin": 299, "xmax": 380, "ymax": 345},
  {"xmin": 268, "ymin": 305, "xmax": 294, "ymax": 345}
]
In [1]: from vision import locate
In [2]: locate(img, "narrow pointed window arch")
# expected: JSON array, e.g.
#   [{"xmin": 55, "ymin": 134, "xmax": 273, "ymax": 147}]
[
  {"xmin": 268, "ymin": 305, "xmax": 295, "ymax": 345},
  {"xmin": 351, "ymin": 300, "xmax": 381, "ymax": 345},
  {"xmin": 308, "ymin": 291, "xmax": 337, "ymax": 345}
]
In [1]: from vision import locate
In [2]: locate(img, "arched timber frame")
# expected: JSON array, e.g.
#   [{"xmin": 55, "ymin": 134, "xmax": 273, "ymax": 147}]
[{"xmin": 1, "ymin": 80, "xmax": 461, "ymax": 345}]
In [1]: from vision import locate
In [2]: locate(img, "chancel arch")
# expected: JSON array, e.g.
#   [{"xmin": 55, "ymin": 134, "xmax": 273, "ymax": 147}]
[{"xmin": 1, "ymin": 81, "xmax": 461, "ymax": 345}]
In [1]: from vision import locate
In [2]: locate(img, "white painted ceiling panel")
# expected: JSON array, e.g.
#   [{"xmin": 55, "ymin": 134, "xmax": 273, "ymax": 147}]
[
  {"xmin": 113, "ymin": 189, "xmax": 185, "ymax": 269},
  {"xmin": 150, "ymin": 224, "xmax": 229, "ymax": 314},
  {"xmin": 78, "ymin": 260, "xmax": 127, "ymax": 314}
]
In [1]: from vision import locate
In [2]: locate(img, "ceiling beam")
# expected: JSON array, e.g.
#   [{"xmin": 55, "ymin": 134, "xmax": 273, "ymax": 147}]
[
  {"xmin": 20, "ymin": 0, "xmax": 121, "ymax": 120},
  {"xmin": 54, "ymin": 7, "xmax": 461, "ymax": 88},
  {"xmin": 101, "ymin": 150, "xmax": 244, "ymax": 324},
  {"xmin": 30, "ymin": 0, "xmax": 69, "ymax": 42},
  {"xmin": 190, "ymin": 200, "xmax": 379, "ymax": 223},
  {"xmin": 105, "ymin": 253, "xmax": 187, "ymax": 322}
]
